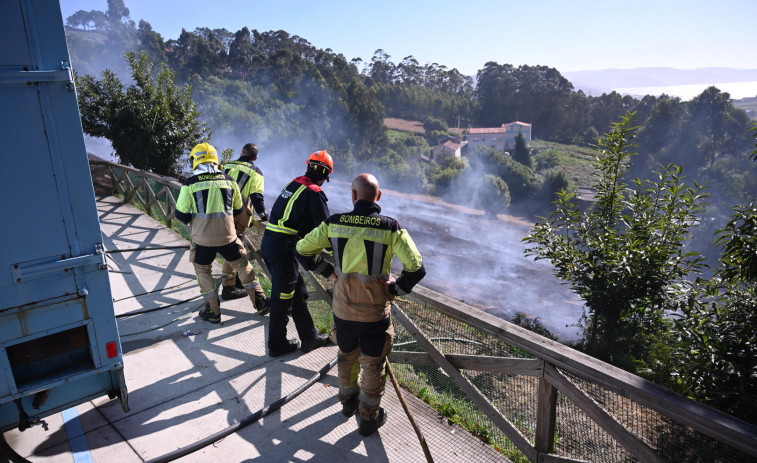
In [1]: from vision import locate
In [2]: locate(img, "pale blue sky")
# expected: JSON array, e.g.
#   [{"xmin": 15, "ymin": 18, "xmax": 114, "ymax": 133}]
[{"xmin": 59, "ymin": 0, "xmax": 757, "ymax": 76}]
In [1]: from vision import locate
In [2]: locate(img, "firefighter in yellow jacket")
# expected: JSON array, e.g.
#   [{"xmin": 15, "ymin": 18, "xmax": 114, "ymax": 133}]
[
  {"xmin": 175, "ymin": 142, "xmax": 265, "ymax": 323},
  {"xmin": 295, "ymin": 173, "xmax": 426, "ymax": 436},
  {"xmin": 219, "ymin": 142, "xmax": 271, "ymax": 314}
]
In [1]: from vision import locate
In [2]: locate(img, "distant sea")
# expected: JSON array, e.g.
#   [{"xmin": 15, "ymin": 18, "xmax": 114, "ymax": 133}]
[{"xmin": 614, "ymin": 81, "xmax": 757, "ymax": 100}]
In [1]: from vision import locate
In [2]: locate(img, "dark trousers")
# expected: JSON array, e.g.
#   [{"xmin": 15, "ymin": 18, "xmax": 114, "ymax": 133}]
[{"xmin": 261, "ymin": 231, "xmax": 318, "ymax": 349}]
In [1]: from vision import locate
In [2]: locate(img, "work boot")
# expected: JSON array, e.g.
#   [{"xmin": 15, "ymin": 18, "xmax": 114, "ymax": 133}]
[
  {"xmin": 254, "ymin": 292, "xmax": 271, "ymax": 315},
  {"xmin": 221, "ymin": 285, "xmax": 247, "ymax": 300},
  {"xmin": 268, "ymin": 339, "xmax": 300, "ymax": 358},
  {"xmin": 358, "ymin": 408, "xmax": 387, "ymax": 437},
  {"xmin": 342, "ymin": 396, "xmax": 359, "ymax": 417},
  {"xmin": 198, "ymin": 305, "xmax": 221, "ymax": 324},
  {"xmin": 301, "ymin": 333, "xmax": 331, "ymax": 353}
]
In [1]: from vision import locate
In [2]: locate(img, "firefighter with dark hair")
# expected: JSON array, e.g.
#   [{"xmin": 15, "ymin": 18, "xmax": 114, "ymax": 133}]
[
  {"xmin": 260, "ymin": 150, "xmax": 334, "ymax": 357},
  {"xmin": 219, "ymin": 142, "xmax": 270, "ymax": 314},
  {"xmin": 295, "ymin": 173, "xmax": 426, "ymax": 436},
  {"xmin": 175, "ymin": 143, "xmax": 264, "ymax": 324}
]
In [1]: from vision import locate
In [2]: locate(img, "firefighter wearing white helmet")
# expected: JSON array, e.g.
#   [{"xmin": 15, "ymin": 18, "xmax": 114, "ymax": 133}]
[{"xmin": 175, "ymin": 142, "xmax": 267, "ymax": 323}]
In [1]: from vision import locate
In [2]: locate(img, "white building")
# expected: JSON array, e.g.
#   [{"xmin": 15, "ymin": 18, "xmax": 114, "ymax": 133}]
[
  {"xmin": 458, "ymin": 121, "xmax": 532, "ymax": 152},
  {"xmin": 431, "ymin": 139, "xmax": 463, "ymax": 161}
]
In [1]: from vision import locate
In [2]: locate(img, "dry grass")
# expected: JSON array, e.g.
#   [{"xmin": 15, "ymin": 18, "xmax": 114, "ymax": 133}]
[{"xmin": 384, "ymin": 117, "xmax": 426, "ymax": 134}]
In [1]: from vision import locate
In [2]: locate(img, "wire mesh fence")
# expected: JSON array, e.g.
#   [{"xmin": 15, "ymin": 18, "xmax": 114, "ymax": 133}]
[{"xmin": 390, "ymin": 295, "xmax": 756, "ymax": 462}]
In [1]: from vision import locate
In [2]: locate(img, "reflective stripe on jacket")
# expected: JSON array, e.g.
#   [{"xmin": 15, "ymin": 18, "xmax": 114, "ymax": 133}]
[
  {"xmin": 223, "ymin": 158, "xmax": 266, "ymax": 214},
  {"xmin": 175, "ymin": 172, "xmax": 243, "ymax": 246},
  {"xmin": 296, "ymin": 200, "xmax": 425, "ymax": 322},
  {"xmin": 265, "ymin": 175, "xmax": 329, "ymax": 238}
]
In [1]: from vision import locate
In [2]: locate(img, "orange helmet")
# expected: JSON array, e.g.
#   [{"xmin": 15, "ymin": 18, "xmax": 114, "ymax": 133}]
[{"xmin": 306, "ymin": 150, "xmax": 334, "ymax": 175}]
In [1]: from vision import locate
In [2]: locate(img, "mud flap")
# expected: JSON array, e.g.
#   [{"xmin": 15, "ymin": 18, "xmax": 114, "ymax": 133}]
[{"xmin": 107, "ymin": 365, "xmax": 130, "ymax": 412}]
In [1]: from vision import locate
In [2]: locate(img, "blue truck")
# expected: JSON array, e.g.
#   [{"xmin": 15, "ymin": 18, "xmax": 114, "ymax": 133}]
[{"xmin": 0, "ymin": 0, "xmax": 129, "ymax": 436}]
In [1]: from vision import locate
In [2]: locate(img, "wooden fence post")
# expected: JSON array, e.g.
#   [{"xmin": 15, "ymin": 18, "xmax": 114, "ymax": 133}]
[{"xmin": 535, "ymin": 377, "xmax": 558, "ymax": 456}]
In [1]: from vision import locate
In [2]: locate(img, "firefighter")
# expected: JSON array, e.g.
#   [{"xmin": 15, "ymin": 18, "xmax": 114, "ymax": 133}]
[
  {"xmin": 219, "ymin": 142, "xmax": 271, "ymax": 314},
  {"xmin": 175, "ymin": 142, "xmax": 264, "ymax": 323},
  {"xmin": 260, "ymin": 150, "xmax": 334, "ymax": 357},
  {"xmin": 295, "ymin": 173, "xmax": 426, "ymax": 436}
]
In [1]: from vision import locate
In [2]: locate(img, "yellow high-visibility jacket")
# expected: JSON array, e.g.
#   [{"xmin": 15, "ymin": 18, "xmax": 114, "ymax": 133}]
[
  {"xmin": 296, "ymin": 200, "xmax": 425, "ymax": 322},
  {"xmin": 175, "ymin": 172, "xmax": 244, "ymax": 247}
]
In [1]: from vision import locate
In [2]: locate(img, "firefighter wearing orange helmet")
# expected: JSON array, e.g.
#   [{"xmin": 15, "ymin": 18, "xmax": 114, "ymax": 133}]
[{"xmin": 260, "ymin": 150, "xmax": 334, "ymax": 357}]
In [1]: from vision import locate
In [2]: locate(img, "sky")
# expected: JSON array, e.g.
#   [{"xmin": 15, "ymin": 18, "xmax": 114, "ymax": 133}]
[{"xmin": 59, "ymin": 0, "xmax": 757, "ymax": 77}]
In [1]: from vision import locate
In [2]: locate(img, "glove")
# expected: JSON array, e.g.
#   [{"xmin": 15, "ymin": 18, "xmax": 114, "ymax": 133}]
[{"xmin": 258, "ymin": 211, "xmax": 269, "ymax": 222}]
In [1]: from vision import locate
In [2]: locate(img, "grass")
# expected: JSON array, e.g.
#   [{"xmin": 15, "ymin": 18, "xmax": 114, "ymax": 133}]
[
  {"xmin": 530, "ymin": 139, "xmax": 599, "ymax": 188},
  {"xmin": 393, "ymin": 361, "xmax": 530, "ymax": 463}
]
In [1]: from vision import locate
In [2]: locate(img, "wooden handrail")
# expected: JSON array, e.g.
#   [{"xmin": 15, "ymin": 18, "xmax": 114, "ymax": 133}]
[{"xmin": 406, "ymin": 284, "xmax": 757, "ymax": 458}]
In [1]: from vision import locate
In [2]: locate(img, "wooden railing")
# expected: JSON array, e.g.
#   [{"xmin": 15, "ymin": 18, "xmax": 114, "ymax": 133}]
[{"xmin": 90, "ymin": 160, "xmax": 757, "ymax": 462}]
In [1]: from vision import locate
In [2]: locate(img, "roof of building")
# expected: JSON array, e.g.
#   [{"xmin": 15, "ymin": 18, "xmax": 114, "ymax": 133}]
[
  {"xmin": 467, "ymin": 127, "xmax": 505, "ymax": 134},
  {"xmin": 457, "ymin": 121, "xmax": 533, "ymax": 135},
  {"xmin": 441, "ymin": 140, "xmax": 462, "ymax": 150}
]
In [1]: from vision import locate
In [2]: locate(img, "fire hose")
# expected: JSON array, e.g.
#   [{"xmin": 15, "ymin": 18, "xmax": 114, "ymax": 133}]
[
  {"xmin": 102, "ymin": 245, "xmax": 436, "ymax": 461},
  {"xmin": 145, "ymin": 356, "xmax": 338, "ymax": 463}
]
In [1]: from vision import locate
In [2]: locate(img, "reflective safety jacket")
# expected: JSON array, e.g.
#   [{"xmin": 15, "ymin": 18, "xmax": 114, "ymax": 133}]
[
  {"xmin": 265, "ymin": 175, "xmax": 329, "ymax": 239},
  {"xmin": 223, "ymin": 157, "xmax": 266, "ymax": 216},
  {"xmin": 296, "ymin": 199, "xmax": 425, "ymax": 322},
  {"xmin": 175, "ymin": 172, "xmax": 244, "ymax": 247}
]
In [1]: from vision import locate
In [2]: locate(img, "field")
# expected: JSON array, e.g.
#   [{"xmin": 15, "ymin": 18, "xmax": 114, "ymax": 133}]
[
  {"xmin": 384, "ymin": 117, "xmax": 425, "ymax": 133},
  {"xmin": 530, "ymin": 139, "xmax": 598, "ymax": 188}
]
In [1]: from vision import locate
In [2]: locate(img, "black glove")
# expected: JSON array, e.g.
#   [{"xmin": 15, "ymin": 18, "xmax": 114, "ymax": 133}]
[{"xmin": 258, "ymin": 212, "xmax": 269, "ymax": 222}]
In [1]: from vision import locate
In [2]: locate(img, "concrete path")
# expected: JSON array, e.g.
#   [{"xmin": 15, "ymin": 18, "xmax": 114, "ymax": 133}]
[{"xmin": 3, "ymin": 196, "xmax": 507, "ymax": 463}]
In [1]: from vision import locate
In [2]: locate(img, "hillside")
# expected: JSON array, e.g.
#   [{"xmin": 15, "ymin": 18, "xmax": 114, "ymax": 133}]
[{"xmin": 530, "ymin": 140, "xmax": 598, "ymax": 189}]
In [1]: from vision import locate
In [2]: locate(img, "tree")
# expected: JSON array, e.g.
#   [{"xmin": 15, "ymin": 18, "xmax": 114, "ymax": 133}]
[
  {"xmin": 523, "ymin": 114, "xmax": 709, "ymax": 369},
  {"xmin": 368, "ymin": 49, "xmax": 395, "ymax": 85},
  {"xmin": 475, "ymin": 174, "xmax": 511, "ymax": 214},
  {"xmin": 672, "ymin": 199, "xmax": 757, "ymax": 423},
  {"xmin": 77, "ymin": 51, "xmax": 211, "ymax": 177},
  {"xmin": 669, "ymin": 128, "xmax": 757, "ymax": 423},
  {"xmin": 512, "ymin": 132, "xmax": 531, "ymax": 167},
  {"xmin": 105, "ymin": 0, "xmax": 130, "ymax": 26},
  {"xmin": 540, "ymin": 170, "xmax": 571, "ymax": 202},
  {"xmin": 137, "ymin": 20, "xmax": 168, "ymax": 65}
]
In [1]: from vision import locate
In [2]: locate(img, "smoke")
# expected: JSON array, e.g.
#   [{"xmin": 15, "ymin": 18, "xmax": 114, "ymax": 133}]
[
  {"xmin": 262, "ymin": 164, "xmax": 585, "ymax": 342},
  {"xmin": 81, "ymin": 122, "xmax": 586, "ymax": 342}
]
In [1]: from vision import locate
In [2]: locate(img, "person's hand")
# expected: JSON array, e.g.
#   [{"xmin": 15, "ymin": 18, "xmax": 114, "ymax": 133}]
[{"xmin": 329, "ymin": 273, "xmax": 338, "ymax": 281}]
